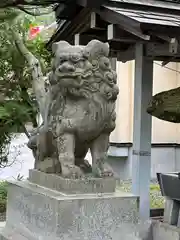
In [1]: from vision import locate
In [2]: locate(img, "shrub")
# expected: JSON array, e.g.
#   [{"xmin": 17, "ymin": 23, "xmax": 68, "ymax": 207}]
[
  {"xmin": 118, "ymin": 182, "xmax": 165, "ymax": 209},
  {"xmin": 0, "ymin": 181, "xmax": 8, "ymax": 213}
]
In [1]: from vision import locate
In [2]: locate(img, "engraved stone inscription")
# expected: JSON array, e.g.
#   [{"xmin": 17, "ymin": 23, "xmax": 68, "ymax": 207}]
[
  {"xmin": 9, "ymin": 186, "xmax": 56, "ymax": 236},
  {"xmin": 14, "ymin": 200, "xmax": 51, "ymax": 229}
]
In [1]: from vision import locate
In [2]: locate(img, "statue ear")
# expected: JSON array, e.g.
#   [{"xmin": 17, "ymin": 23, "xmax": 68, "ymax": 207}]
[
  {"xmin": 52, "ymin": 41, "xmax": 71, "ymax": 55},
  {"xmin": 52, "ymin": 42, "xmax": 59, "ymax": 55},
  {"xmin": 84, "ymin": 40, "xmax": 109, "ymax": 59}
]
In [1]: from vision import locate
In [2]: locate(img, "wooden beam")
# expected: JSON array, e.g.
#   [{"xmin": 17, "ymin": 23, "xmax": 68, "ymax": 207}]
[
  {"xmin": 169, "ymin": 38, "xmax": 178, "ymax": 54},
  {"xmin": 109, "ymin": 50, "xmax": 118, "ymax": 58},
  {"xmin": 115, "ymin": 44, "xmax": 180, "ymax": 62},
  {"xmin": 154, "ymin": 56, "xmax": 180, "ymax": 62},
  {"xmin": 109, "ymin": 41, "xmax": 130, "ymax": 52},
  {"xmin": 74, "ymin": 33, "xmax": 92, "ymax": 45},
  {"xmin": 74, "ymin": 33, "xmax": 106, "ymax": 45},
  {"xmin": 116, "ymin": 45, "xmax": 135, "ymax": 62},
  {"xmin": 56, "ymin": 8, "xmax": 92, "ymax": 42},
  {"xmin": 162, "ymin": 57, "xmax": 176, "ymax": 67},
  {"xmin": 146, "ymin": 42, "xmax": 180, "ymax": 57},
  {"xmin": 55, "ymin": 2, "xmax": 78, "ymax": 20},
  {"xmin": 77, "ymin": 0, "xmax": 104, "ymax": 8},
  {"xmin": 108, "ymin": 24, "xmax": 142, "ymax": 42},
  {"xmin": 155, "ymin": 35, "xmax": 175, "ymax": 43},
  {"xmin": 148, "ymin": 31, "xmax": 174, "ymax": 42},
  {"xmin": 74, "ymin": 33, "xmax": 81, "ymax": 45},
  {"xmin": 90, "ymin": 12, "xmax": 107, "ymax": 30},
  {"xmin": 148, "ymin": 32, "xmax": 179, "ymax": 54},
  {"xmin": 95, "ymin": 6, "xmax": 150, "ymax": 41},
  {"xmin": 102, "ymin": 0, "xmax": 180, "ymax": 14},
  {"xmin": 141, "ymin": 23, "xmax": 180, "ymax": 37}
]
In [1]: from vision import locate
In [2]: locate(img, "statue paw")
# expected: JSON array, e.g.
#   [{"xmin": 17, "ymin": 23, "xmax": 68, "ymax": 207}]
[
  {"xmin": 76, "ymin": 159, "xmax": 92, "ymax": 173},
  {"xmin": 100, "ymin": 162, "xmax": 114, "ymax": 177},
  {"xmin": 92, "ymin": 163, "xmax": 114, "ymax": 178},
  {"xmin": 100, "ymin": 169, "xmax": 114, "ymax": 177},
  {"xmin": 61, "ymin": 164, "xmax": 84, "ymax": 179}
]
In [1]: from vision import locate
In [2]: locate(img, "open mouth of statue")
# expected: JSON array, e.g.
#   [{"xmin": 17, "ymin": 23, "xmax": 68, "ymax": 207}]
[
  {"xmin": 57, "ymin": 72, "xmax": 82, "ymax": 78},
  {"xmin": 56, "ymin": 70, "xmax": 92, "ymax": 79}
]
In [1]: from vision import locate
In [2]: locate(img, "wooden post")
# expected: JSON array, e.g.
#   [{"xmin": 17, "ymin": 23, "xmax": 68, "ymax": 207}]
[{"xmin": 132, "ymin": 43, "xmax": 154, "ymax": 220}]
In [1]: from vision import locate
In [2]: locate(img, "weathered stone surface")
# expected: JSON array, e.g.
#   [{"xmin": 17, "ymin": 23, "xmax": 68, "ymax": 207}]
[
  {"xmin": 0, "ymin": 181, "xmax": 140, "ymax": 240},
  {"xmin": 28, "ymin": 39, "xmax": 119, "ymax": 179},
  {"xmin": 152, "ymin": 221, "xmax": 180, "ymax": 240},
  {"xmin": 163, "ymin": 198, "xmax": 180, "ymax": 226},
  {"xmin": 29, "ymin": 169, "xmax": 117, "ymax": 194},
  {"xmin": 136, "ymin": 220, "xmax": 153, "ymax": 240}
]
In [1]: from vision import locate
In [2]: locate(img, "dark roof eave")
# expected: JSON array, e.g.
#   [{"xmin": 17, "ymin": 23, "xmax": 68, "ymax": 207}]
[{"xmin": 47, "ymin": 0, "xmax": 180, "ymax": 50}]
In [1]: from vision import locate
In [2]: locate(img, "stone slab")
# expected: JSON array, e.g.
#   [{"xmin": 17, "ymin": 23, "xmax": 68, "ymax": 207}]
[
  {"xmin": 152, "ymin": 221, "xmax": 180, "ymax": 240},
  {"xmin": 163, "ymin": 198, "xmax": 180, "ymax": 226},
  {"xmin": 29, "ymin": 169, "xmax": 117, "ymax": 194},
  {"xmin": 0, "ymin": 180, "xmax": 140, "ymax": 240},
  {"xmin": 0, "ymin": 222, "xmax": 6, "ymax": 240}
]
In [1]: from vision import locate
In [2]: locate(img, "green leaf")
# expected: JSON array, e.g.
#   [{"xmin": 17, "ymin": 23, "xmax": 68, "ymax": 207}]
[
  {"xmin": 0, "ymin": 106, "xmax": 10, "ymax": 118},
  {"xmin": 0, "ymin": 11, "xmax": 53, "ymax": 167}
]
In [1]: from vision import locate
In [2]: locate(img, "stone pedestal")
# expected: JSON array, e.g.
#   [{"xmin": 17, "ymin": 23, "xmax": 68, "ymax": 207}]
[
  {"xmin": 0, "ymin": 170, "xmax": 140, "ymax": 240},
  {"xmin": 29, "ymin": 169, "xmax": 117, "ymax": 194}
]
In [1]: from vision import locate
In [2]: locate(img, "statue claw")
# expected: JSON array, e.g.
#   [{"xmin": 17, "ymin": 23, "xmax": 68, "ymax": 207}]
[
  {"xmin": 61, "ymin": 164, "xmax": 84, "ymax": 179},
  {"xmin": 76, "ymin": 159, "xmax": 92, "ymax": 173},
  {"xmin": 92, "ymin": 162, "xmax": 114, "ymax": 178}
]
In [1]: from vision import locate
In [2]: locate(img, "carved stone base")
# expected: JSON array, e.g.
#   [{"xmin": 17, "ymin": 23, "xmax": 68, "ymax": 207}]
[
  {"xmin": 29, "ymin": 169, "xmax": 117, "ymax": 194},
  {"xmin": 0, "ymin": 179, "xmax": 140, "ymax": 240}
]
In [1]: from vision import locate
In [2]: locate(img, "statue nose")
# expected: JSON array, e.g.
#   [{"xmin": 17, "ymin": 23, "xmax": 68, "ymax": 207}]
[{"xmin": 58, "ymin": 63, "xmax": 75, "ymax": 73}]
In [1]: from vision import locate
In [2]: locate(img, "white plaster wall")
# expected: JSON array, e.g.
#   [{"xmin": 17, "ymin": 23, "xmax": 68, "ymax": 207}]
[
  {"xmin": 110, "ymin": 61, "xmax": 134, "ymax": 143},
  {"xmin": 108, "ymin": 147, "xmax": 180, "ymax": 180},
  {"xmin": 150, "ymin": 147, "xmax": 176, "ymax": 178},
  {"xmin": 110, "ymin": 61, "xmax": 180, "ymax": 144}
]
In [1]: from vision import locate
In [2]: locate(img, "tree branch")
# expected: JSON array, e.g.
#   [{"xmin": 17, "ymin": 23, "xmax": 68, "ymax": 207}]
[
  {"xmin": 16, "ymin": 5, "xmax": 53, "ymax": 16},
  {"xmin": 0, "ymin": 0, "xmax": 58, "ymax": 8},
  {"xmin": 20, "ymin": 123, "xmax": 30, "ymax": 138},
  {"xmin": 11, "ymin": 18, "xmax": 47, "ymax": 121}
]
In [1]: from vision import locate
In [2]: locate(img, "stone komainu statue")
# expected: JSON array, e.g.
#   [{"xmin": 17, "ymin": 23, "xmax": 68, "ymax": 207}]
[{"xmin": 28, "ymin": 40, "xmax": 119, "ymax": 178}]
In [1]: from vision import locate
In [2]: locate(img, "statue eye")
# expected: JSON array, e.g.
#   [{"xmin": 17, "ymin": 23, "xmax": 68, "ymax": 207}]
[{"xmin": 59, "ymin": 56, "xmax": 67, "ymax": 64}]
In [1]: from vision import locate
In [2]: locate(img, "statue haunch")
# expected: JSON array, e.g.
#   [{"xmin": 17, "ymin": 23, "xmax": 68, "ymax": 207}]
[{"xmin": 28, "ymin": 40, "xmax": 119, "ymax": 179}]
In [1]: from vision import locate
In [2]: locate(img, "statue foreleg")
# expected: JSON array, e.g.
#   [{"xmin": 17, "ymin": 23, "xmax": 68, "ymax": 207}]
[
  {"xmin": 90, "ymin": 133, "xmax": 114, "ymax": 177},
  {"xmin": 56, "ymin": 133, "xmax": 83, "ymax": 179}
]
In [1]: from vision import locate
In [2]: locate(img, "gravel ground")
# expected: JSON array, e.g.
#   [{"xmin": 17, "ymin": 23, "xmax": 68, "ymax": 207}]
[{"xmin": 118, "ymin": 180, "xmax": 165, "ymax": 209}]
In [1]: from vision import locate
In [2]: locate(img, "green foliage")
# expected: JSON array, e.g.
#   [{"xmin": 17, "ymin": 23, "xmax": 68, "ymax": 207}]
[
  {"xmin": 0, "ymin": 182, "xmax": 8, "ymax": 200},
  {"xmin": 20, "ymin": 14, "xmax": 52, "ymax": 73},
  {"xmin": 0, "ymin": 181, "xmax": 8, "ymax": 213},
  {"xmin": 118, "ymin": 182, "xmax": 165, "ymax": 209},
  {"xmin": 0, "ymin": 8, "xmax": 19, "ymax": 21},
  {"xmin": 0, "ymin": 12, "xmax": 52, "ymax": 166},
  {"xmin": 0, "ymin": 179, "xmax": 25, "ymax": 213},
  {"xmin": 0, "ymin": 199, "xmax": 6, "ymax": 213}
]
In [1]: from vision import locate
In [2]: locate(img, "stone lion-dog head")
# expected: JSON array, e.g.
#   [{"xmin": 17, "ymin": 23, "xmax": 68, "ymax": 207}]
[{"xmin": 49, "ymin": 40, "xmax": 119, "ymax": 101}]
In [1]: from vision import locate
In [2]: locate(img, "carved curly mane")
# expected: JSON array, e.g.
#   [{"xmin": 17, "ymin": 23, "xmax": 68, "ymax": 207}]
[
  {"xmin": 29, "ymin": 40, "xmax": 119, "ymax": 178},
  {"xmin": 45, "ymin": 40, "xmax": 119, "ymax": 140}
]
